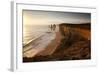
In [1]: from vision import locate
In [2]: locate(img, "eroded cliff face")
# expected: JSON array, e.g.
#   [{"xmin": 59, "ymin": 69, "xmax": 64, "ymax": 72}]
[
  {"xmin": 23, "ymin": 23, "xmax": 91, "ymax": 62},
  {"xmin": 51, "ymin": 23, "xmax": 91, "ymax": 60}
]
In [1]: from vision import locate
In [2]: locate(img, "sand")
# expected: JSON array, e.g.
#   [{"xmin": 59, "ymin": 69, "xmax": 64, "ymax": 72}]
[{"xmin": 36, "ymin": 31, "xmax": 62, "ymax": 56}]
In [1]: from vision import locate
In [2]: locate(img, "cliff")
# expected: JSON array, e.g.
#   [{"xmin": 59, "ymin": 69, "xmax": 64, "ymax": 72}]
[{"xmin": 23, "ymin": 23, "xmax": 91, "ymax": 62}]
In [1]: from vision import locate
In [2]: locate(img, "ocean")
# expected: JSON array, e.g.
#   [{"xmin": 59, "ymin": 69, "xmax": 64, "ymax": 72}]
[{"xmin": 23, "ymin": 25, "xmax": 51, "ymax": 46}]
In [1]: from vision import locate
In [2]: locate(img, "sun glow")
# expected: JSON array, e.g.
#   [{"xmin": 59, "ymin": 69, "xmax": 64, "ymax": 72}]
[{"xmin": 23, "ymin": 10, "xmax": 91, "ymax": 25}]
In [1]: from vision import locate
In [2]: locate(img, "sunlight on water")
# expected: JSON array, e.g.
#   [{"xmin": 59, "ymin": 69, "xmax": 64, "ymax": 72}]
[{"xmin": 23, "ymin": 25, "xmax": 51, "ymax": 46}]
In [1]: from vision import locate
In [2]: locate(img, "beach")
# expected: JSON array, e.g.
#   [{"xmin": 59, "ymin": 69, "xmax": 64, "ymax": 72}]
[
  {"xmin": 23, "ymin": 25, "xmax": 60, "ymax": 58},
  {"xmin": 23, "ymin": 23, "xmax": 91, "ymax": 62}
]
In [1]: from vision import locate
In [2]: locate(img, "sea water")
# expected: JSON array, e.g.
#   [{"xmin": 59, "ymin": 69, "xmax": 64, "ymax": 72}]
[{"xmin": 23, "ymin": 25, "xmax": 51, "ymax": 46}]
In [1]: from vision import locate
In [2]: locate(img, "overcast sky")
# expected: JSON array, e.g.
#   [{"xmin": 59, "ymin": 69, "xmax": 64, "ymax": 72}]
[{"xmin": 23, "ymin": 10, "xmax": 91, "ymax": 25}]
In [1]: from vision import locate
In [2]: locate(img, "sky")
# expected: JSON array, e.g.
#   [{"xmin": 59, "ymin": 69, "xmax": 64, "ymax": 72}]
[{"xmin": 23, "ymin": 10, "xmax": 91, "ymax": 25}]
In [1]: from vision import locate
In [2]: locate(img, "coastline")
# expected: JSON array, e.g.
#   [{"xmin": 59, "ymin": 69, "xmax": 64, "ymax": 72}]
[
  {"xmin": 36, "ymin": 31, "xmax": 62, "ymax": 56},
  {"xmin": 23, "ymin": 31, "xmax": 57, "ymax": 58},
  {"xmin": 23, "ymin": 23, "xmax": 91, "ymax": 62}
]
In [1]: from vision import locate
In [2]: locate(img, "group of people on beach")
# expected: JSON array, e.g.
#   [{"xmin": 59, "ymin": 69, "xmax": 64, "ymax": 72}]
[{"xmin": 50, "ymin": 24, "xmax": 56, "ymax": 31}]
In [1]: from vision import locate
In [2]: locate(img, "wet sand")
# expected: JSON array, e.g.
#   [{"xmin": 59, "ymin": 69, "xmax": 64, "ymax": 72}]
[
  {"xmin": 23, "ymin": 32, "xmax": 56, "ymax": 58},
  {"xmin": 36, "ymin": 31, "xmax": 62, "ymax": 56}
]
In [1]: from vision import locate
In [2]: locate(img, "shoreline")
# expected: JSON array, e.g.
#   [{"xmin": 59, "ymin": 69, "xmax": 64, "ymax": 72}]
[
  {"xmin": 23, "ymin": 31, "xmax": 57, "ymax": 58},
  {"xmin": 23, "ymin": 23, "xmax": 91, "ymax": 62},
  {"xmin": 36, "ymin": 31, "xmax": 62, "ymax": 56}
]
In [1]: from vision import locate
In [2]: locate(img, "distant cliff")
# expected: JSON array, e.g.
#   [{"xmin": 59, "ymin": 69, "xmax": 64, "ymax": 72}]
[
  {"xmin": 59, "ymin": 23, "xmax": 91, "ymax": 30},
  {"xmin": 59, "ymin": 23, "xmax": 91, "ymax": 40}
]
